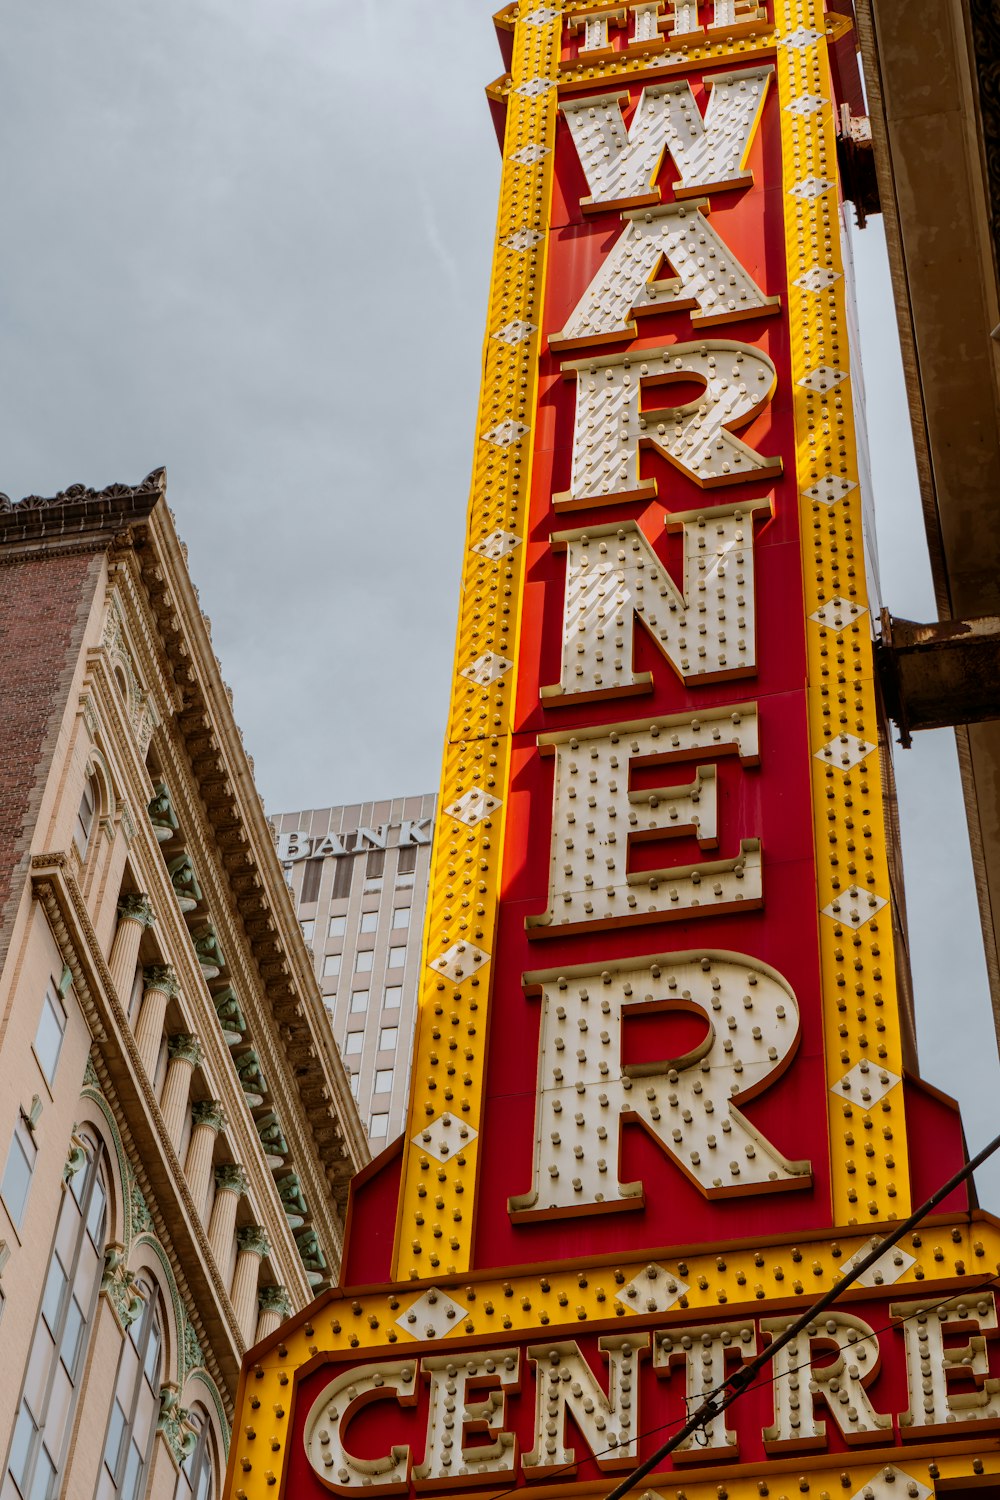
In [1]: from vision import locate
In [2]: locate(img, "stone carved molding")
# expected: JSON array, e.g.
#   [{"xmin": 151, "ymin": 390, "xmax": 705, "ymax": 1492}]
[{"xmin": 0, "ymin": 467, "xmax": 166, "ymax": 513}]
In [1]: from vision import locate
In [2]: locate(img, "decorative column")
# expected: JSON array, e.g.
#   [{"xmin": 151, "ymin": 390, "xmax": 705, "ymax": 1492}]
[
  {"xmin": 184, "ymin": 1101, "xmax": 226, "ymax": 1216},
  {"xmin": 107, "ymin": 895, "xmax": 156, "ymax": 1000},
  {"xmin": 133, "ymin": 965, "xmax": 179, "ymax": 1076},
  {"xmin": 159, "ymin": 1034, "xmax": 202, "ymax": 1149},
  {"xmin": 256, "ymin": 1285, "xmax": 292, "ymax": 1343},
  {"xmin": 230, "ymin": 1226, "xmax": 270, "ymax": 1344},
  {"xmin": 207, "ymin": 1163, "xmax": 247, "ymax": 1264}
]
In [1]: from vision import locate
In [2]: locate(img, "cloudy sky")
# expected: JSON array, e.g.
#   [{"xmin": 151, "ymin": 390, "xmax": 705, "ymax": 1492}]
[{"xmin": 5, "ymin": 0, "xmax": 997, "ymax": 1202}]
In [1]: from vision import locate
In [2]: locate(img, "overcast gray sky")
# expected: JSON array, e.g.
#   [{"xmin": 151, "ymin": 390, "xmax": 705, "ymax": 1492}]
[{"xmin": 4, "ymin": 0, "xmax": 997, "ymax": 1203}]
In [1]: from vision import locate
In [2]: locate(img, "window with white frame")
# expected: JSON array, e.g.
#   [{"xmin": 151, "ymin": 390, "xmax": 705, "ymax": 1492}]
[
  {"xmin": 388, "ymin": 946, "xmax": 407, "ymax": 970},
  {"xmin": 7, "ymin": 1132, "xmax": 107, "ymax": 1500},
  {"xmin": 344, "ymin": 1034, "xmax": 363, "ymax": 1056},
  {"xmin": 33, "ymin": 984, "xmax": 67, "ymax": 1087},
  {"xmin": 359, "ymin": 911, "xmax": 378, "ymax": 934},
  {"xmin": 323, "ymin": 954, "xmax": 341, "ymax": 979},
  {"xmin": 73, "ymin": 775, "xmax": 98, "ymax": 862},
  {"xmin": 392, "ymin": 908, "xmax": 410, "ymax": 930},
  {"xmin": 350, "ymin": 991, "xmax": 369, "ymax": 1014},
  {"xmin": 383, "ymin": 986, "xmax": 402, "ymax": 1011},
  {"xmin": 328, "ymin": 915, "xmax": 346, "ymax": 938},
  {"xmin": 369, "ymin": 1113, "xmax": 389, "ymax": 1139},
  {"xmin": 355, "ymin": 951, "xmax": 373, "ymax": 973},
  {"xmin": 300, "ymin": 919, "xmax": 315, "ymax": 943},
  {"xmin": 173, "ymin": 1405, "xmax": 217, "ymax": 1500},
  {"xmin": 1, "ymin": 1111, "xmax": 38, "ymax": 1229},
  {"xmin": 373, "ymin": 1069, "xmax": 393, "ymax": 1095},
  {"xmin": 378, "ymin": 1027, "xmax": 398, "ymax": 1052},
  {"xmin": 96, "ymin": 1275, "xmax": 163, "ymax": 1500}
]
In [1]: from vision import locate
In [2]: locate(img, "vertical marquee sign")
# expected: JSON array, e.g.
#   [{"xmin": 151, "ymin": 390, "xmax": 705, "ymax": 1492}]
[{"xmin": 225, "ymin": 5, "xmax": 1000, "ymax": 1499}]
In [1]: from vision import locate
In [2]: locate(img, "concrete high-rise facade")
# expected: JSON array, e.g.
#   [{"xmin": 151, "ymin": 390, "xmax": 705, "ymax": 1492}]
[{"xmin": 271, "ymin": 796, "xmax": 434, "ymax": 1146}]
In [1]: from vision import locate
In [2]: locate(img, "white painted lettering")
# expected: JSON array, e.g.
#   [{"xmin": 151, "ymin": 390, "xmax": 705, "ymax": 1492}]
[
  {"xmin": 655, "ymin": 1322, "xmax": 758, "ymax": 1459},
  {"xmin": 762, "ymin": 1313, "xmax": 892, "ymax": 1447},
  {"xmin": 558, "ymin": 341, "xmax": 780, "ymax": 508},
  {"xmin": 414, "ymin": 1350, "xmax": 521, "ymax": 1483},
  {"xmin": 560, "ymin": 68, "xmax": 773, "ymax": 211},
  {"xmin": 303, "ymin": 1360, "xmax": 416, "ymax": 1489},
  {"xmin": 892, "ymin": 1294, "xmax": 1000, "ymax": 1434},
  {"xmin": 523, "ymin": 1337, "xmax": 648, "ymax": 1472},
  {"xmin": 551, "ymin": 202, "xmax": 778, "ymax": 350},
  {"xmin": 526, "ymin": 706, "xmax": 761, "ymax": 931},
  {"xmin": 543, "ymin": 506, "xmax": 769, "ymax": 702},
  {"xmin": 509, "ymin": 952, "xmax": 810, "ymax": 1218}
]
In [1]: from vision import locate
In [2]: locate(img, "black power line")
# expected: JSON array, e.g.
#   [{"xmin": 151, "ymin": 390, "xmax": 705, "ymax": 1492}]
[{"xmin": 602, "ymin": 1128, "xmax": 1000, "ymax": 1500}]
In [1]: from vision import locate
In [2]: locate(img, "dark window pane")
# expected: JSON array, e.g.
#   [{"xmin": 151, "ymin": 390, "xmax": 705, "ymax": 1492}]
[
  {"xmin": 397, "ymin": 844, "xmax": 417, "ymax": 875},
  {"xmin": 365, "ymin": 849, "xmax": 385, "ymax": 878},
  {"xmin": 300, "ymin": 859, "xmax": 322, "ymax": 905},
  {"xmin": 104, "ymin": 1399, "xmax": 127, "ymax": 1479},
  {"xmin": 331, "ymin": 859, "xmax": 353, "ymax": 901}
]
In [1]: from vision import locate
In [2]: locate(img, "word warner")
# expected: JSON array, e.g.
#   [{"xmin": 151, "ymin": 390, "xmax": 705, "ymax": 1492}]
[{"xmin": 223, "ymin": 6, "xmax": 1000, "ymax": 1500}]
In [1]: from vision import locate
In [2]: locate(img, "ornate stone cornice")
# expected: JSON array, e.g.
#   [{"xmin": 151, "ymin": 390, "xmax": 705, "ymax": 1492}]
[{"xmin": 0, "ymin": 468, "xmax": 165, "ymax": 548}]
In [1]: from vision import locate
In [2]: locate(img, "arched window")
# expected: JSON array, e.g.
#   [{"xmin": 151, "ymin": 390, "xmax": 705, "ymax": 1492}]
[
  {"xmin": 173, "ymin": 1406, "xmax": 215, "ymax": 1500},
  {"xmin": 6, "ymin": 1131, "xmax": 107, "ymax": 1499},
  {"xmin": 95, "ymin": 1275, "xmax": 163, "ymax": 1500},
  {"xmin": 73, "ymin": 774, "xmax": 99, "ymax": 862}
]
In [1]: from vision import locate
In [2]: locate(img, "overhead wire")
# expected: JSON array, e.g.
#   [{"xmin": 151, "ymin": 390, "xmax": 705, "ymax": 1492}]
[{"xmin": 478, "ymin": 1130, "xmax": 1000, "ymax": 1500}]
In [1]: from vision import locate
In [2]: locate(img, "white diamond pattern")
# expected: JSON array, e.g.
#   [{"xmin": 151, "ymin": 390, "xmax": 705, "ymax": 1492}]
[
  {"xmin": 794, "ymin": 267, "xmax": 841, "ymax": 292},
  {"xmin": 784, "ymin": 93, "xmax": 825, "ymax": 116},
  {"xmin": 810, "ymin": 596, "xmax": 868, "ymax": 630},
  {"xmin": 411, "ymin": 1112, "xmax": 479, "ymax": 1165},
  {"xmin": 510, "ymin": 144, "xmax": 550, "ymax": 165},
  {"xmin": 472, "ymin": 529, "xmax": 520, "ymax": 561},
  {"xmin": 502, "ymin": 227, "xmax": 544, "ymax": 252},
  {"xmin": 444, "ymin": 787, "xmax": 503, "ymax": 827},
  {"xmin": 830, "ymin": 1060, "xmax": 901, "ymax": 1108},
  {"xmin": 618, "ymin": 1265, "xmax": 689, "ymax": 1315},
  {"xmin": 789, "ymin": 175, "xmax": 835, "ymax": 199},
  {"xmin": 838, "ymin": 1238, "xmax": 916, "ymax": 1288},
  {"xmin": 814, "ymin": 733, "xmax": 875, "ymax": 771},
  {"xmin": 798, "ymin": 364, "xmax": 848, "ymax": 392},
  {"xmin": 396, "ymin": 1287, "xmax": 468, "ymax": 1340},
  {"xmin": 461, "ymin": 651, "xmax": 513, "ymax": 686},
  {"xmin": 801, "ymin": 474, "xmax": 857, "ymax": 506},
  {"xmin": 847, "ymin": 1470, "xmax": 929, "ymax": 1500},
  {"xmin": 821, "ymin": 885, "xmax": 888, "ymax": 930},
  {"xmin": 523, "ymin": 6, "xmax": 559, "ymax": 23},
  {"xmin": 493, "ymin": 319, "xmax": 537, "ymax": 346},
  {"xmin": 516, "ymin": 78, "xmax": 554, "ymax": 97},
  {"xmin": 428, "ymin": 941, "xmax": 490, "ymax": 982},
  {"xmin": 482, "ymin": 419, "xmax": 529, "ymax": 446},
  {"xmin": 781, "ymin": 26, "xmax": 822, "ymax": 47}
]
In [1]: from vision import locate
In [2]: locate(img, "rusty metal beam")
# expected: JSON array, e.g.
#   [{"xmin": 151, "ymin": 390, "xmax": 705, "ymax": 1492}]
[{"xmin": 877, "ymin": 608, "xmax": 1000, "ymax": 746}]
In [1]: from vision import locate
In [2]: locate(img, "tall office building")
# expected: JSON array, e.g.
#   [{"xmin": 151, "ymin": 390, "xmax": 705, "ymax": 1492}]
[{"xmin": 271, "ymin": 796, "xmax": 435, "ymax": 1146}]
